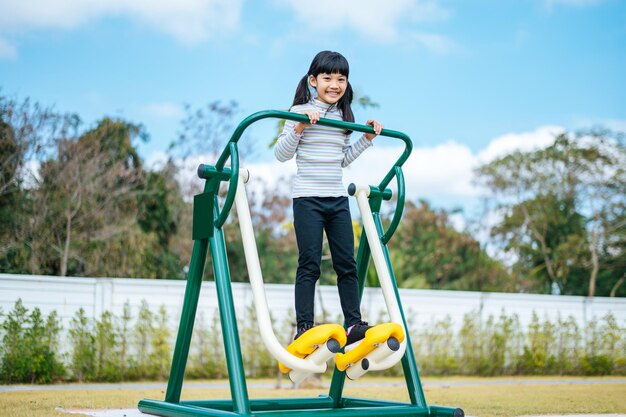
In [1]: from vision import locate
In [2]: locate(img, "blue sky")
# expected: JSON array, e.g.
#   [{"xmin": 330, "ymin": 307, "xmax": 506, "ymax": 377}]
[{"xmin": 1, "ymin": 0, "xmax": 625, "ymax": 213}]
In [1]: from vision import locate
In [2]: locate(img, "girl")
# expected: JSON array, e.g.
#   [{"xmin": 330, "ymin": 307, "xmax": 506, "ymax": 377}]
[{"xmin": 274, "ymin": 50, "xmax": 383, "ymax": 348}]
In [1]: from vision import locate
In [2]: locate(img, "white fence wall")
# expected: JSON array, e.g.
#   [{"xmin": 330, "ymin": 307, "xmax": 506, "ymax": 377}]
[{"xmin": 2, "ymin": 274, "xmax": 625, "ymax": 334}]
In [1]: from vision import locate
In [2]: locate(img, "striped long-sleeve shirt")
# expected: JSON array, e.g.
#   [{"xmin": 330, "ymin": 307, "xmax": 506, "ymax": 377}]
[{"xmin": 274, "ymin": 99, "xmax": 373, "ymax": 198}]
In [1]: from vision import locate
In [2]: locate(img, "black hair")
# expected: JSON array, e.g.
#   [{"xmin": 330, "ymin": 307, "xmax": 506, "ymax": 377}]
[{"xmin": 292, "ymin": 50, "xmax": 355, "ymax": 132}]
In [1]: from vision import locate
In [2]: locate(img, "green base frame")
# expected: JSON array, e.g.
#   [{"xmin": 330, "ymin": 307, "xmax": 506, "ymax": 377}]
[
  {"xmin": 138, "ymin": 111, "xmax": 464, "ymax": 417},
  {"xmin": 139, "ymin": 397, "xmax": 463, "ymax": 417}
]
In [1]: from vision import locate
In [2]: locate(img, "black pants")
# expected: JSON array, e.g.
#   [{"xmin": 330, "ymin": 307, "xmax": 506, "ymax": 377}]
[{"xmin": 293, "ymin": 196, "xmax": 362, "ymax": 328}]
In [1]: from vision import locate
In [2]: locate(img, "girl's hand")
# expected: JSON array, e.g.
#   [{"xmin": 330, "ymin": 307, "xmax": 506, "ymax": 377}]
[
  {"xmin": 364, "ymin": 120, "xmax": 383, "ymax": 140},
  {"xmin": 294, "ymin": 110, "xmax": 320, "ymax": 134}
]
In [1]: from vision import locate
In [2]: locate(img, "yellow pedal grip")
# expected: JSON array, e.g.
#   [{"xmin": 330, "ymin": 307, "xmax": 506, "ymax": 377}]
[
  {"xmin": 278, "ymin": 323, "xmax": 347, "ymax": 373},
  {"xmin": 335, "ymin": 323, "xmax": 404, "ymax": 371}
]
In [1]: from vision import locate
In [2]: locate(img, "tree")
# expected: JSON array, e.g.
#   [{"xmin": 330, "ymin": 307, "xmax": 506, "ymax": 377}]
[
  {"xmin": 475, "ymin": 129, "xmax": 626, "ymax": 296},
  {"xmin": 0, "ymin": 94, "xmax": 74, "ymax": 196},
  {"xmin": 0, "ymin": 94, "xmax": 76, "ymax": 274},
  {"xmin": 36, "ymin": 118, "xmax": 146, "ymax": 276},
  {"xmin": 137, "ymin": 159, "xmax": 186, "ymax": 278},
  {"xmin": 0, "ymin": 119, "xmax": 29, "ymax": 272},
  {"xmin": 390, "ymin": 200, "xmax": 512, "ymax": 291}
]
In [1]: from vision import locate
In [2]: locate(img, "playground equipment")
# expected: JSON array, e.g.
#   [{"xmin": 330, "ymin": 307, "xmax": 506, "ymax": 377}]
[{"xmin": 138, "ymin": 111, "xmax": 465, "ymax": 417}]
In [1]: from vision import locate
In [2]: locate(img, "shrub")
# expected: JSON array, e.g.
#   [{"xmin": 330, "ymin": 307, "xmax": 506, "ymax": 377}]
[
  {"xmin": 581, "ymin": 354, "xmax": 614, "ymax": 375},
  {"xmin": 1, "ymin": 299, "xmax": 624, "ymax": 383},
  {"xmin": 24, "ymin": 308, "xmax": 65, "ymax": 383},
  {"xmin": 69, "ymin": 308, "xmax": 96, "ymax": 382},
  {"xmin": 0, "ymin": 300, "xmax": 65, "ymax": 384},
  {"xmin": 149, "ymin": 306, "xmax": 172, "ymax": 380},
  {"xmin": 95, "ymin": 311, "xmax": 121, "ymax": 382},
  {"xmin": 515, "ymin": 312, "xmax": 557, "ymax": 375},
  {"xmin": 134, "ymin": 300, "xmax": 153, "ymax": 379},
  {"xmin": 0, "ymin": 299, "xmax": 29, "ymax": 383},
  {"xmin": 554, "ymin": 315, "xmax": 581, "ymax": 374},
  {"xmin": 118, "ymin": 302, "xmax": 134, "ymax": 381},
  {"xmin": 417, "ymin": 315, "xmax": 458, "ymax": 375}
]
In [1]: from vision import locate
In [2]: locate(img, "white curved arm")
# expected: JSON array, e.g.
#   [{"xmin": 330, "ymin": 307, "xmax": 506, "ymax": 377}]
[
  {"xmin": 353, "ymin": 185, "xmax": 407, "ymax": 369},
  {"xmin": 288, "ymin": 340, "xmax": 336, "ymax": 384},
  {"xmin": 234, "ymin": 171, "xmax": 325, "ymax": 373}
]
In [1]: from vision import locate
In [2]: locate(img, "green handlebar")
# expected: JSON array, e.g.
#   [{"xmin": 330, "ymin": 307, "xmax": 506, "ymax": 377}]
[
  {"xmin": 215, "ymin": 142, "xmax": 239, "ymax": 229},
  {"xmin": 210, "ymin": 110, "xmax": 413, "ymax": 241},
  {"xmin": 216, "ymin": 110, "xmax": 413, "ymax": 189},
  {"xmin": 381, "ymin": 166, "xmax": 405, "ymax": 245}
]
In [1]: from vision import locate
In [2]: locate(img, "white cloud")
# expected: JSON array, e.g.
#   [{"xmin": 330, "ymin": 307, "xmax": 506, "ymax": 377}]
[
  {"xmin": 274, "ymin": 0, "xmax": 450, "ymax": 42},
  {"xmin": 477, "ymin": 125, "xmax": 563, "ymax": 163},
  {"xmin": 0, "ymin": 36, "xmax": 17, "ymax": 59},
  {"xmin": 143, "ymin": 102, "xmax": 184, "ymax": 119},
  {"xmin": 410, "ymin": 32, "xmax": 457, "ymax": 54},
  {"xmin": 0, "ymin": 0, "xmax": 243, "ymax": 44}
]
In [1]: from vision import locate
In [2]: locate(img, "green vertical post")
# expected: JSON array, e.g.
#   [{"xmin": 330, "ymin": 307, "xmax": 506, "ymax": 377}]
[
  {"xmin": 210, "ymin": 198, "xmax": 251, "ymax": 416},
  {"xmin": 164, "ymin": 177, "xmax": 218, "ymax": 404},
  {"xmin": 165, "ymin": 178, "xmax": 217, "ymax": 403},
  {"xmin": 164, "ymin": 238, "xmax": 209, "ymax": 403}
]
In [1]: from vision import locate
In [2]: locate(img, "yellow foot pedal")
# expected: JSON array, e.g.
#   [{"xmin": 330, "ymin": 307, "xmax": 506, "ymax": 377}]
[
  {"xmin": 335, "ymin": 322, "xmax": 404, "ymax": 379},
  {"xmin": 278, "ymin": 323, "xmax": 346, "ymax": 379}
]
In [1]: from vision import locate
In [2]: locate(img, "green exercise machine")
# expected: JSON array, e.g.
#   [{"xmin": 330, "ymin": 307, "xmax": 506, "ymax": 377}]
[{"xmin": 138, "ymin": 111, "xmax": 464, "ymax": 417}]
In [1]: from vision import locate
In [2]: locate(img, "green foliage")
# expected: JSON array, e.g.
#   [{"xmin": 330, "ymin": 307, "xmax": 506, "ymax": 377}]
[
  {"xmin": 0, "ymin": 92, "xmax": 189, "ymax": 279},
  {"xmin": 24, "ymin": 308, "xmax": 65, "ymax": 383},
  {"xmin": 0, "ymin": 299, "xmax": 29, "ymax": 382},
  {"xmin": 0, "ymin": 95, "xmax": 72, "ymax": 275},
  {"xmin": 554, "ymin": 315, "xmax": 581, "ymax": 374},
  {"xmin": 1, "ymin": 299, "xmax": 625, "ymax": 383},
  {"xmin": 137, "ymin": 161, "xmax": 185, "ymax": 279},
  {"xmin": 580, "ymin": 354, "xmax": 614, "ymax": 375},
  {"xmin": 134, "ymin": 300, "xmax": 153, "ymax": 379},
  {"xmin": 118, "ymin": 302, "xmax": 134, "ymax": 381},
  {"xmin": 413, "ymin": 309, "xmax": 626, "ymax": 377},
  {"xmin": 3, "ymin": 91, "xmax": 624, "ymax": 299},
  {"xmin": 0, "ymin": 299, "xmax": 65, "ymax": 384},
  {"xmin": 475, "ymin": 130, "xmax": 626, "ymax": 296},
  {"xmin": 417, "ymin": 316, "xmax": 459, "ymax": 375},
  {"xmin": 392, "ymin": 200, "xmax": 513, "ymax": 291},
  {"xmin": 188, "ymin": 311, "xmax": 227, "ymax": 379},
  {"xmin": 37, "ymin": 118, "xmax": 147, "ymax": 276},
  {"xmin": 69, "ymin": 308, "xmax": 96, "ymax": 382},
  {"xmin": 240, "ymin": 305, "xmax": 277, "ymax": 378},
  {"xmin": 148, "ymin": 306, "xmax": 172, "ymax": 380},
  {"xmin": 95, "ymin": 311, "xmax": 120, "ymax": 382},
  {"xmin": 516, "ymin": 312, "xmax": 558, "ymax": 374}
]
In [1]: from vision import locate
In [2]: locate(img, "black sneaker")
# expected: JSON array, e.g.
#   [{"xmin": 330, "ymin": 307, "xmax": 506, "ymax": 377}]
[
  {"xmin": 346, "ymin": 321, "xmax": 373, "ymax": 347},
  {"xmin": 294, "ymin": 323, "xmax": 315, "ymax": 340}
]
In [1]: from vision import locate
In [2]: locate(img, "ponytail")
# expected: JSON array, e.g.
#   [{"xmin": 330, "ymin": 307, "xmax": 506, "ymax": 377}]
[{"xmin": 338, "ymin": 81, "xmax": 355, "ymax": 123}]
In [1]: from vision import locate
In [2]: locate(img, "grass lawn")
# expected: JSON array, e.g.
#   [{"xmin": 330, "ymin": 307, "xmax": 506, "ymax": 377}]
[{"xmin": 0, "ymin": 377, "xmax": 625, "ymax": 417}]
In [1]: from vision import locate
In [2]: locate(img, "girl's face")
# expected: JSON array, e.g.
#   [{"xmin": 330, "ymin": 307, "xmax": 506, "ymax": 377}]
[{"xmin": 309, "ymin": 72, "xmax": 347, "ymax": 105}]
